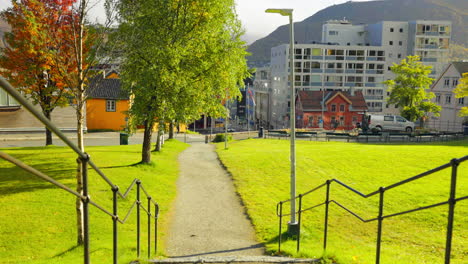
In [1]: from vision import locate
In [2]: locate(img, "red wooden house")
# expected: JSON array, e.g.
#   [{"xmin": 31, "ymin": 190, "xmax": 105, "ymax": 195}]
[{"xmin": 296, "ymin": 90, "xmax": 368, "ymax": 130}]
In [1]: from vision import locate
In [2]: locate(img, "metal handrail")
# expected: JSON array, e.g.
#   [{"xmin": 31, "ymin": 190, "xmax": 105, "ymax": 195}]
[
  {"xmin": 0, "ymin": 77, "xmax": 160, "ymax": 263},
  {"xmin": 276, "ymin": 156, "xmax": 467, "ymax": 264}
]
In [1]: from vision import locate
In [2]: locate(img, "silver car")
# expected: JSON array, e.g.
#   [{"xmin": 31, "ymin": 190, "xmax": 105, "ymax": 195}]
[{"xmin": 367, "ymin": 114, "xmax": 415, "ymax": 132}]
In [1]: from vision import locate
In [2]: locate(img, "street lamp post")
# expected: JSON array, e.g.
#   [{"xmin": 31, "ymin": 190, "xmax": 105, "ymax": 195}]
[{"xmin": 265, "ymin": 8, "xmax": 298, "ymax": 233}]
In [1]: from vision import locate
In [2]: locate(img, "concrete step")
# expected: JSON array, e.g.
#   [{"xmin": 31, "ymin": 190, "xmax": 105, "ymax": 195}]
[{"xmin": 144, "ymin": 256, "xmax": 320, "ymax": 264}]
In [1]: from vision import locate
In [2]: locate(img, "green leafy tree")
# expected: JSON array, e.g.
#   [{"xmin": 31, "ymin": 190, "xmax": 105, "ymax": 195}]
[
  {"xmin": 454, "ymin": 72, "xmax": 468, "ymax": 117},
  {"xmin": 118, "ymin": 0, "xmax": 249, "ymax": 163},
  {"xmin": 384, "ymin": 55, "xmax": 441, "ymax": 123}
]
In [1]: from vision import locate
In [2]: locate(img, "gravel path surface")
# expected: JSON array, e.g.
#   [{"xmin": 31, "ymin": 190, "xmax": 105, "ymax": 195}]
[{"xmin": 165, "ymin": 137, "xmax": 264, "ymax": 258}]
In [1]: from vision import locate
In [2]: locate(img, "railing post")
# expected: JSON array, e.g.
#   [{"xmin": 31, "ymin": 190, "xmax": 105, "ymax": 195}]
[
  {"xmin": 278, "ymin": 202, "xmax": 283, "ymax": 253},
  {"xmin": 445, "ymin": 158, "xmax": 459, "ymax": 264},
  {"xmin": 324, "ymin": 180, "xmax": 331, "ymax": 251},
  {"xmin": 148, "ymin": 197, "xmax": 151, "ymax": 259},
  {"xmin": 297, "ymin": 194, "xmax": 303, "ymax": 252},
  {"xmin": 136, "ymin": 180, "xmax": 141, "ymax": 258},
  {"xmin": 80, "ymin": 154, "xmax": 90, "ymax": 264},
  {"xmin": 155, "ymin": 204, "xmax": 159, "ymax": 254},
  {"xmin": 112, "ymin": 186, "xmax": 119, "ymax": 264},
  {"xmin": 376, "ymin": 187, "xmax": 385, "ymax": 264}
]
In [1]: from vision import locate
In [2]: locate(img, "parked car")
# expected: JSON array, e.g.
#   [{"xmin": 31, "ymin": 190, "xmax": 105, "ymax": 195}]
[{"xmin": 367, "ymin": 114, "xmax": 415, "ymax": 132}]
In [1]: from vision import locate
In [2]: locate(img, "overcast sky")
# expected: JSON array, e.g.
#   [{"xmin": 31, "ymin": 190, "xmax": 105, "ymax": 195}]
[{"xmin": 0, "ymin": 0, "xmax": 374, "ymax": 44}]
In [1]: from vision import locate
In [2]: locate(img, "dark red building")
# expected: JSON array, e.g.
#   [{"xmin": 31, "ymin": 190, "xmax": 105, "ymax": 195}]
[{"xmin": 296, "ymin": 90, "xmax": 368, "ymax": 130}]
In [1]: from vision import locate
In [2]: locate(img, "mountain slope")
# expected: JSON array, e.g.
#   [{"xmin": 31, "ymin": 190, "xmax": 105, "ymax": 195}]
[{"xmin": 247, "ymin": 0, "xmax": 468, "ymax": 66}]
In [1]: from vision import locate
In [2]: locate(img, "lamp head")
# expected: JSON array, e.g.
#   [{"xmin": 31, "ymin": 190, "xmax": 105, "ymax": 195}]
[{"xmin": 265, "ymin": 8, "xmax": 293, "ymax": 16}]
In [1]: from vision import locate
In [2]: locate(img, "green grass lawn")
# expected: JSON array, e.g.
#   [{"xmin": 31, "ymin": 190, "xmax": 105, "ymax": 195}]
[
  {"xmin": 0, "ymin": 140, "xmax": 188, "ymax": 264},
  {"xmin": 216, "ymin": 139, "xmax": 468, "ymax": 264}
]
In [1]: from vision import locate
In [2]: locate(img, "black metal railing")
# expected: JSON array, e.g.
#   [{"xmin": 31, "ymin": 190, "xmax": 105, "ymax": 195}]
[
  {"xmin": 276, "ymin": 156, "xmax": 467, "ymax": 264},
  {"xmin": 0, "ymin": 77, "xmax": 159, "ymax": 264}
]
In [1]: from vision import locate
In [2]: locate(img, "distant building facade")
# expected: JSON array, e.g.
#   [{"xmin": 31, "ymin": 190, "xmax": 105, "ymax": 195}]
[
  {"xmin": 269, "ymin": 43, "xmax": 386, "ymax": 128},
  {"xmin": 252, "ymin": 67, "xmax": 272, "ymax": 128},
  {"xmin": 428, "ymin": 62, "xmax": 467, "ymax": 132},
  {"xmin": 296, "ymin": 90, "xmax": 368, "ymax": 130},
  {"xmin": 256, "ymin": 19, "xmax": 452, "ymax": 129},
  {"xmin": 86, "ymin": 71, "xmax": 129, "ymax": 131}
]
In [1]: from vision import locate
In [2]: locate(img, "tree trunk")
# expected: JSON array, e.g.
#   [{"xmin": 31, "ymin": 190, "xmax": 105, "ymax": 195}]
[
  {"xmin": 142, "ymin": 119, "xmax": 154, "ymax": 163},
  {"xmin": 43, "ymin": 110, "xmax": 53, "ymax": 146},
  {"xmin": 155, "ymin": 120, "xmax": 163, "ymax": 151},
  {"xmin": 155, "ymin": 130, "xmax": 161, "ymax": 152},
  {"xmin": 75, "ymin": 100, "xmax": 86, "ymax": 245},
  {"xmin": 169, "ymin": 121, "xmax": 174, "ymax": 139}
]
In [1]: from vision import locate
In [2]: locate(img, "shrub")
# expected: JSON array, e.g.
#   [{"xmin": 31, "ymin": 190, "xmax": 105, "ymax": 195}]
[{"xmin": 212, "ymin": 133, "xmax": 232, "ymax": 142}]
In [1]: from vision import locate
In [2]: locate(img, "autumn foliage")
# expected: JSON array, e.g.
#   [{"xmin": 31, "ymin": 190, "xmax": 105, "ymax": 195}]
[{"xmin": 0, "ymin": 0, "xmax": 84, "ymax": 144}]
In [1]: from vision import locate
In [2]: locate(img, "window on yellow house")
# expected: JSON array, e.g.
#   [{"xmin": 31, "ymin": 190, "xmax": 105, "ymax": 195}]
[{"xmin": 106, "ymin": 100, "xmax": 116, "ymax": 112}]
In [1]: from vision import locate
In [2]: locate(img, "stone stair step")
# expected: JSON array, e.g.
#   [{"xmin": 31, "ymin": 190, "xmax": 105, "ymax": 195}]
[{"xmin": 145, "ymin": 256, "xmax": 320, "ymax": 264}]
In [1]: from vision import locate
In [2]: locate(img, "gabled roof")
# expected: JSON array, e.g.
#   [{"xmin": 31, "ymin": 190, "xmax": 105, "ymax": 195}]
[
  {"xmin": 325, "ymin": 91, "xmax": 352, "ymax": 105},
  {"xmin": 452, "ymin": 62, "xmax": 468, "ymax": 76},
  {"xmin": 88, "ymin": 71, "xmax": 129, "ymax": 100},
  {"xmin": 431, "ymin": 61, "xmax": 468, "ymax": 89},
  {"xmin": 297, "ymin": 90, "xmax": 367, "ymax": 111}
]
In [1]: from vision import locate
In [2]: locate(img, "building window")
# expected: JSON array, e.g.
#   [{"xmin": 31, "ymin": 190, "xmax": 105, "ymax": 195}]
[
  {"xmin": 444, "ymin": 78, "xmax": 450, "ymax": 87},
  {"xmin": 308, "ymin": 116, "xmax": 314, "ymax": 126},
  {"xmin": 329, "ymin": 30, "xmax": 338, "ymax": 36},
  {"xmin": 399, "ymin": 41, "xmax": 403, "ymax": 46},
  {"xmin": 399, "ymin": 28, "xmax": 403, "ymax": 33},
  {"xmin": 0, "ymin": 89, "xmax": 20, "ymax": 107},
  {"xmin": 397, "ymin": 54, "xmax": 402, "ymax": 58},
  {"xmin": 339, "ymin": 116, "xmax": 345, "ymax": 126},
  {"xmin": 435, "ymin": 93, "xmax": 441, "ymax": 103},
  {"xmin": 390, "ymin": 28, "xmax": 394, "ymax": 32},
  {"xmin": 339, "ymin": 104, "xmax": 345, "ymax": 112},
  {"xmin": 458, "ymin": 97, "xmax": 465, "ymax": 105},
  {"xmin": 452, "ymin": 79, "xmax": 458, "ymax": 87},
  {"xmin": 445, "ymin": 95, "xmax": 451, "ymax": 104},
  {"xmin": 331, "ymin": 104, "xmax": 336, "ymax": 112},
  {"xmin": 389, "ymin": 41, "xmax": 393, "ymax": 45},
  {"xmin": 106, "ymin": 100, "xmax": 116, "ymax": 112}
]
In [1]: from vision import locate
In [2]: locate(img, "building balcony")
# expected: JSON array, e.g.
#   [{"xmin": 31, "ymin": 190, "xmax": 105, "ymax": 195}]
[
  {"xmin": 422, "ymin": 57, "xmax": 437, "ymax": 62},
  {"xmin": 325, "ymin": 82, "xmax": 343, "ymax": 87},
  {"xmin": 368, "ymin": 107, "xmax": 383, "ymax": 112},
  {"xmin": 364, "ymin": 95, "xmax": 384, "ymax": 100}
]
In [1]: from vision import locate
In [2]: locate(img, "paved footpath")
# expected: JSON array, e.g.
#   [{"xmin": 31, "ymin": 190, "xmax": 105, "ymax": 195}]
[{"xmin": 166, "ymin": 136, "xmax": 264, "ymax": 258}]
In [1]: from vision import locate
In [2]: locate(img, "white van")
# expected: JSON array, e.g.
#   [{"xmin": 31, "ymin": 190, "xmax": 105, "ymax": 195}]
[{"xmin": 366, "ymin": 114, "xmax": 415, "ymax": 132}]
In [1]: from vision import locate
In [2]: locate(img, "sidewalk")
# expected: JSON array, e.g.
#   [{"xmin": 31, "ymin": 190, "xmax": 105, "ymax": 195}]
[
  {"xmin": 0, "ymin": 131, "xmax": 124, "ymax": 141},
  {"xmin": 165, "ymin": 137, "xmax": 264, "ymax": 257},
  {"xmin": 0, "ymin": 131, "xmax": 146, "ymax": 148}
]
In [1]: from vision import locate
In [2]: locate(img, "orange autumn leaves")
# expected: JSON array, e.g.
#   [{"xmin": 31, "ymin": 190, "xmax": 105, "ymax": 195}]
[{"xmin": 0, "ymin": 0, "xmax": 89, "ymax": 108}]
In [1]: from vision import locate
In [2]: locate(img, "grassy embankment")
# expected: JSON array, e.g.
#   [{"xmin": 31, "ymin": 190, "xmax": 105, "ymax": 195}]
[
  {"xmin": 0, "ymin": 140, "xmax": 188, "ymax": 263},
  {"xmin": 216, "ymin": 139, "xmax": 468, "ymax": 264}
]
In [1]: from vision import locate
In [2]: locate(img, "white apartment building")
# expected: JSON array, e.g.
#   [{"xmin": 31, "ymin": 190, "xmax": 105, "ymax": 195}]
[
  {"xmin": 323, "ymin": 20, "xmax": 451, "ymax": 79},
  {"xmin": 269, "ymin": 43, "xmax": 387, "ymax": 128},
  {"xmin": 259, "ymin": 20, "xmax": 452, "ymax": 128},
  {"xmin": 323, "ymin": 20, "xmax": 451, "ymax": 114}
]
